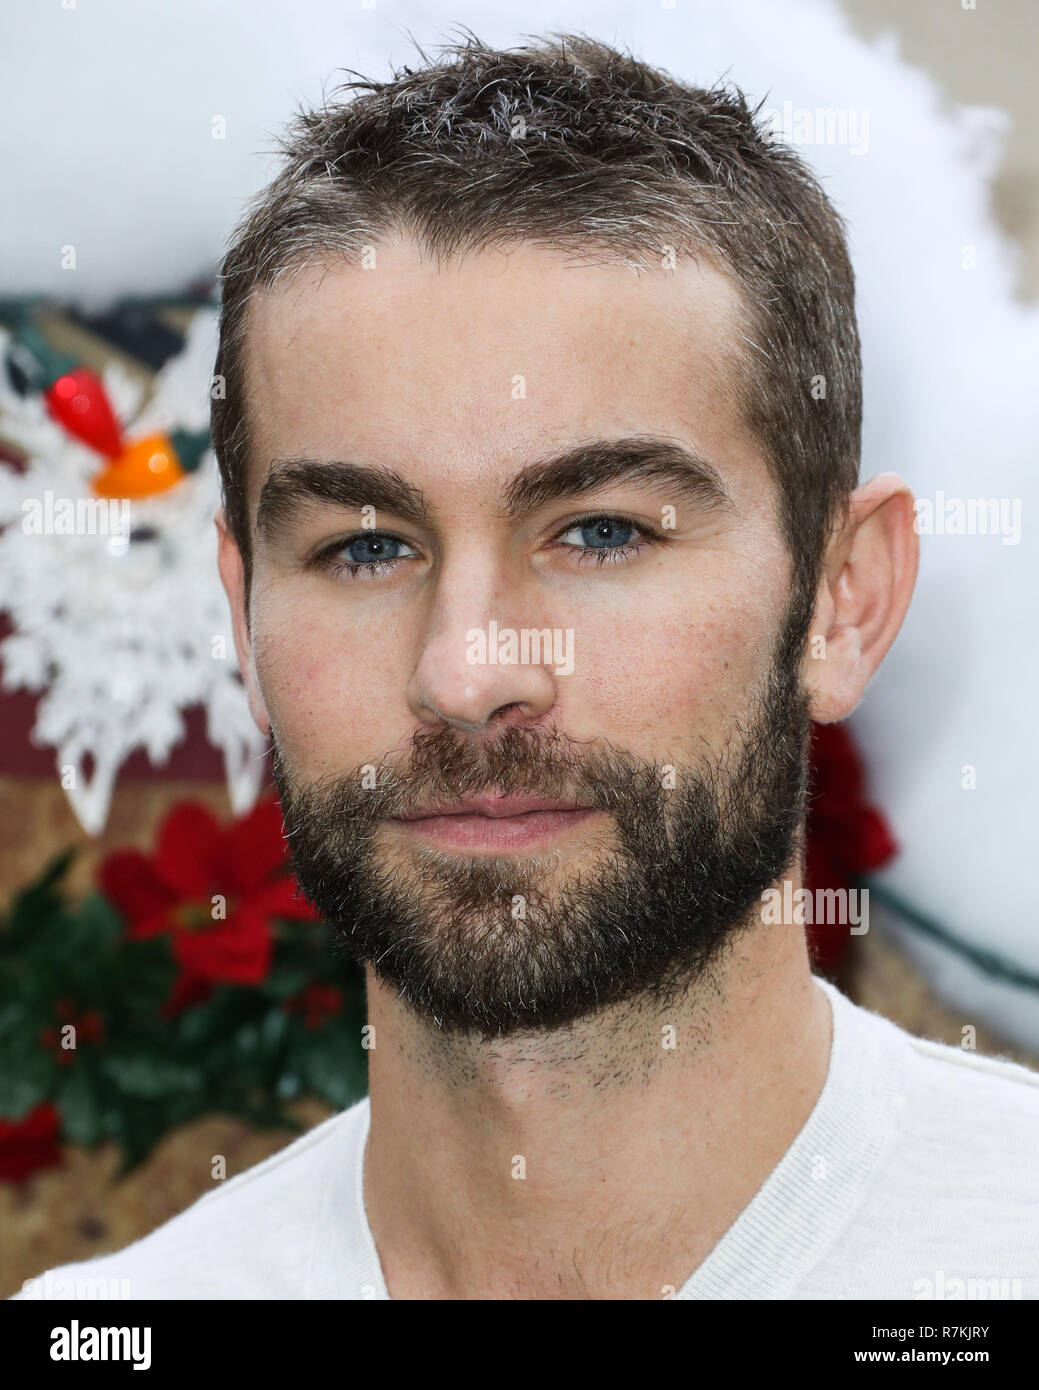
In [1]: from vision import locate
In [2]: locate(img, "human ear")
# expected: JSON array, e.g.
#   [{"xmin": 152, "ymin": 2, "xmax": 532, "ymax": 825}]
[{"xmin": 800, "ymin": 473, "xmax": 919, "ymax": 722}]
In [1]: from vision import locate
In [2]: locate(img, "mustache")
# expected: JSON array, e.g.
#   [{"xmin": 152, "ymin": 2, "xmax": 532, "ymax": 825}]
[{"xmin": 271, "ymin": 721, "xmax": 667, "ymax": 829}]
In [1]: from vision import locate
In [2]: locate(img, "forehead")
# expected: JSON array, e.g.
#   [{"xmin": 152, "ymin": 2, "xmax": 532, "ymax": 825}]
[{"xmin": 241, "ymin": 236, "xmax": 760, "ymax": 512}]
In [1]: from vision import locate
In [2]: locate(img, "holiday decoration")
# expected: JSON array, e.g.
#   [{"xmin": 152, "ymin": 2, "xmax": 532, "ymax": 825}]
[
  {"xmin": 44, "ymin": 366, "xmax": 124, "ymax": 459},
  {"xmin": 91, "ymin": 431, "xmax": 186, "ymax": 498},
  {"xmin": 0, "ymin": 735, "xmax": 897, "ymax": 1185},
  {"xmin": 0, "ymin": 1103, "xmax": 62, "ymax": 1184},
  {"xmin": 0, "ymin": 799, "xmax": 368, "ymax": 1181},
  {"xmin": 0, "ymin": 300, "xmax": 267, "ymax": 834},
  {"xmin": 803, "ymin": 721, "xmax": 898, "ymax": 972},
  {"xmin": 98, "ymin": 798, "xmax": 320, "ymax": 1017}
]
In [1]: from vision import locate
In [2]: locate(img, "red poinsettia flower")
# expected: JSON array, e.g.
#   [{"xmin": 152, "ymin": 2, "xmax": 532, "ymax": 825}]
[
  {"xmin": 0, "ymin": 1103, "xmax": 63, "ymax": 1183},
  {"xmin": 804, "ymin": 721, "xmax": 897, "ymax": 970},
  {"xmin": 98, "ymin": 798, "xmax": 319, "ymax": 1016}
]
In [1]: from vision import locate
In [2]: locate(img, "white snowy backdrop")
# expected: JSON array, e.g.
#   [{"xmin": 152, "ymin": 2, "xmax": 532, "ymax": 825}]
[{"xmin": 0, "ymin": 0, "xmax": 1036, "ymax": 1047}]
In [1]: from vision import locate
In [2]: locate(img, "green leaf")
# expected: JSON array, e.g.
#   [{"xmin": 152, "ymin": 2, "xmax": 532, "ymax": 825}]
[
  {"xmin": 115, "ymin": 937, "xmax": 177, "ymax": 1014},
  {"xmin": 110, "ymin": 1111, "xmax": 166, "ymax": 1178},
  {"xmin": 56, "ymin": 1064, "xmax": 104, "ymax": 1146},
  {"xmin": 259, "ymin": 1006, "xmax": 291, "ymax": 1051},
  {"xmin": 174, "ymin": 985, "xmax": 260, "ymax": 1045},
  {"xmin": 2, "ymin": 849, "xmax": 77, "ymax": 947},
  {"xmin": 275, "ymin": 1071, "xmax": 302, "ymax": 1100},
  {"xmin": 260, "ymin": 961, "xmax": 312, "ymax": 999},
  {"xmin": 297, "ymin": 1027, "xmax": 368, "ymax": 1109},
  {"xmin": 230, "ymin": 1021, "xmax": 262, "ymax": 1062},
  {"xmin": 0, "ymin": 1047, "xmax": 54, "ymax": 1119},
  {"xmin": 101, "ymin": 1052, "xmax": 203, "ymax": 1099},
  {"xmin": 77, "ymin": 892, "xmax": 123, "ymax": 948},
  {"xmin": 0, "ymin": 994, "xmax": 32, "ymax": 1041}
]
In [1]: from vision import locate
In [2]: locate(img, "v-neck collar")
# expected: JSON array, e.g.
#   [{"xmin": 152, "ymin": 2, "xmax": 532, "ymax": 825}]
[
  {"xmin": 319, "ymin": 976, "xmax": 907, "ymax": 1300},
  {"xmin": 673, "ymin": 976, "xmax": 907, "ymax": 1298}
]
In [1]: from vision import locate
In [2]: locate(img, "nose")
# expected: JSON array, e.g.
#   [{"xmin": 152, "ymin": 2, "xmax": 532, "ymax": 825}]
[{"xmin": 406, "ymin": 554, "xmax": 559, "ymax": 732}]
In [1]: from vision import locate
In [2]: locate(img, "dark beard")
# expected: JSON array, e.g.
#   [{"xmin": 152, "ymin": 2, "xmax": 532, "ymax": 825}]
[{"xmin": 271, "ymin": 606, "xmax": 812, "ymax": 1039}]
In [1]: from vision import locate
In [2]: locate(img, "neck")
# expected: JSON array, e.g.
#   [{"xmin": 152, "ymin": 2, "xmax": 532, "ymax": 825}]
[{"xmin": 363, "ymin": 891, "xmax": 832, "ymax": 1300}]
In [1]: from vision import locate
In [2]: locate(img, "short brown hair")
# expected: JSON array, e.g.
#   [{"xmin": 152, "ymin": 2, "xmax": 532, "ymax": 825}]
[{"xmin": 212, "ymin": 29, "xmax": 860, "ymax": 629}]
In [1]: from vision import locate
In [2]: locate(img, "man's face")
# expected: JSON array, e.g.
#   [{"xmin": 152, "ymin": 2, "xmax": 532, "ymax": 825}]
[{"xmin": 225, "ymin": 237, "xmax": 811, "ymax": 1036}]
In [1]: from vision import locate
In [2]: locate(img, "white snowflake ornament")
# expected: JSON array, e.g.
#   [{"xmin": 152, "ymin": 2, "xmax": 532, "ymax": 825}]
[{"xmin": 0, "ymin": 308, "xmax": 267, "ymax": 835}]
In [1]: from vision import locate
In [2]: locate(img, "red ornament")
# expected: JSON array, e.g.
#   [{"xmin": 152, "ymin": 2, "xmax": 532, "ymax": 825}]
[
  {"xmin": 44, "ymin": 367, "xmax": 123, "ymax": 458},
  {"xmin": 0, "ymin": 1103, "xmax": 63, "ymax": 1184},
  {"xmin": 98, "ymin": 798, "xmax": 319, "ymax": 1017}
]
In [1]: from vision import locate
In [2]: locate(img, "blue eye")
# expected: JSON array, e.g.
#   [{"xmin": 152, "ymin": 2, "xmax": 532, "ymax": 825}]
[
  {"xmin": 311, "ymin": 514, "xmax": 658, "ymax": 582},
  {"xmin": 560, "ymin": 517, "xmax": 639, "ymax": 550},
  {"xmin": 313, "ymin": 530, "xmax": 418, "ymax": 579},
  {"xmin": 343, "ymin": 533, "xmax": 412, "ymax": 564},
  {"xmin": 554, "ymin": 514, "xmax": 658, "ymax": 568}
]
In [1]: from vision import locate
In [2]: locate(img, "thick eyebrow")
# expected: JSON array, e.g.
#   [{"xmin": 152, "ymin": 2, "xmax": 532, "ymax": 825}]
[
  {"xmin": 502, "ymin": 436, "xmax": 733, "ymax": 519},
  {"xmin": 255, "ymin": 435, "xmax": 732, "ymax": 543},
  {"xmin": 256, "ymin": 459, "xmax": 427, "ymax": 542}
]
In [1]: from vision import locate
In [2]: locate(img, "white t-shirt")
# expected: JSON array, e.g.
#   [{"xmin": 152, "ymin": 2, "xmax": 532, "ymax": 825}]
[{"xmin": 12, "ymin": 976, "xmax": 1039, "ymax": 1300}]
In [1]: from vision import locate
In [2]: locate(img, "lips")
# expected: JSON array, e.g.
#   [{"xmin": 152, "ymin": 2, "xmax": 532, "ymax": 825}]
[
  {"xmin": 389, "ymin": 793, "xmax": 598, "ymax": 850},
  {"xmin": 395, "ymin": 793, "xmax": 588, "ymax": 822}
]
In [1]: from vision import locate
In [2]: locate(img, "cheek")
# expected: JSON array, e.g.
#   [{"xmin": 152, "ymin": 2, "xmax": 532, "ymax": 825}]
[
  {"xmin": 562, "ymin": 587, "xmax": 777, "ymax": 749},
  {"xmin": 249, "ymin": 589, "xmax": 408, "ymax": 775}
]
